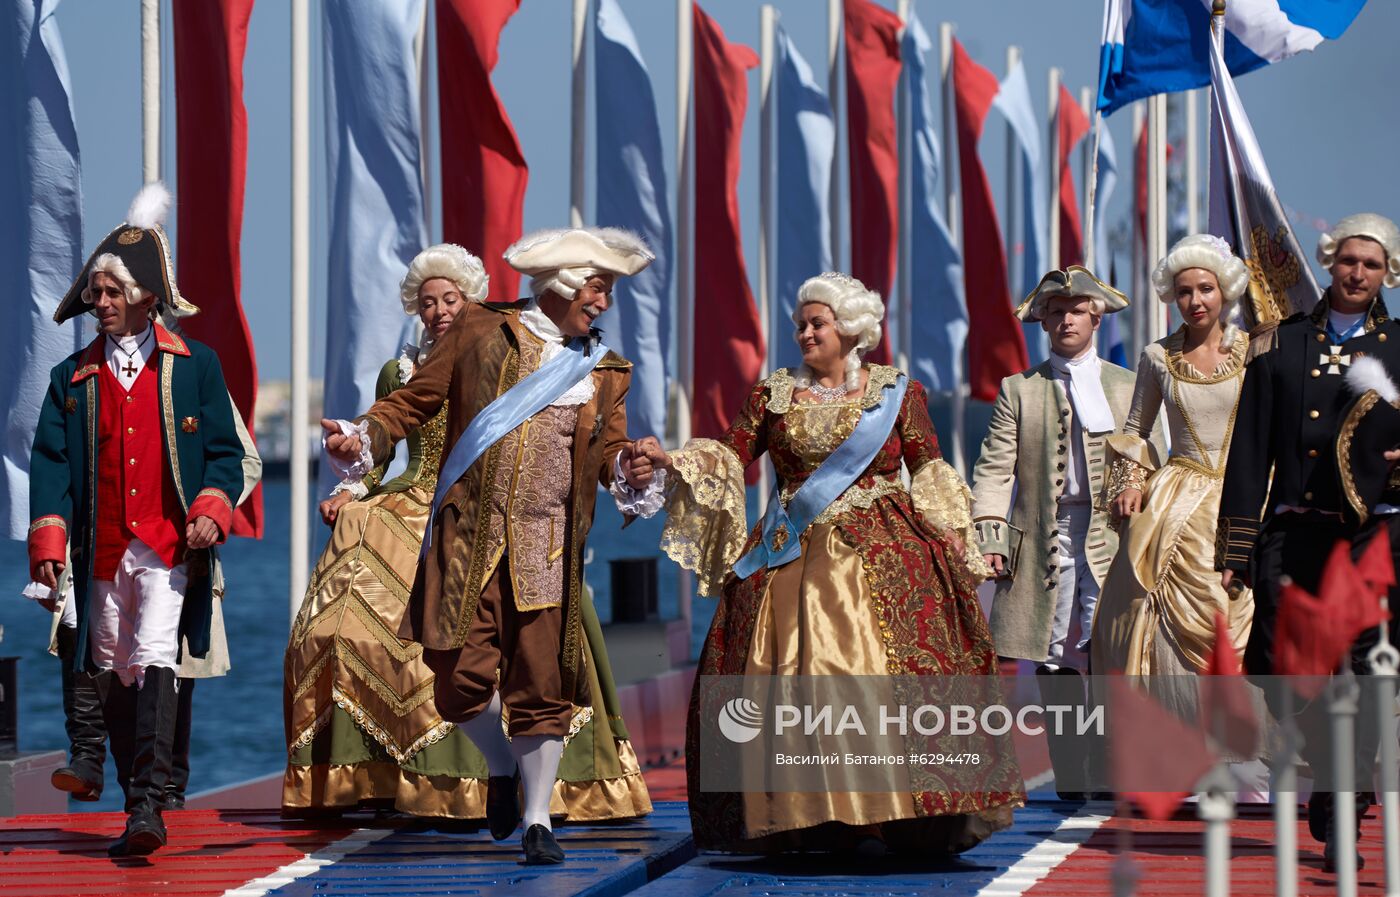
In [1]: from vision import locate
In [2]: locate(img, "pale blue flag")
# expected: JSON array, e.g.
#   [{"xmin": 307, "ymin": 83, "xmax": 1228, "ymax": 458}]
[
  {"xmin": 594, "ymin": 0, "xmax": 672, "ymax": 440},
  {"xmin": 992, "ymin": 59, "xmax": 1049, "ymax": 364},
  {"xmin": 1093, "ymin": 126, "xmax": 1129, "ymax": 366},
  {"xmin": 773, "ymin": 25, "xmax": 834, "ymax": 373},
  {"xmin": 320, "ymin": 0, "xmax": 426, "ymax": 497},
  {"xmin": 1, "ymin": 0, "xmax": 84, "ymax": 540},
  {"xmin": 904, "ymin": 14, "xmax": 966, "ymax": 394}
]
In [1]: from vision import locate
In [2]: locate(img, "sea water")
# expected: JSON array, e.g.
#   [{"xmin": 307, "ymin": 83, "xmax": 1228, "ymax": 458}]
[{"xmin": 0, "ymin": 478, "xmax": 719, "ymax": 812}]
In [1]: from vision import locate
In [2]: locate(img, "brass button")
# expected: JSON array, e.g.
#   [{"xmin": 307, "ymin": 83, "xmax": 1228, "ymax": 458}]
[
  {"xmin": 1309, "ymin": 410, "xmax": 1320, "ymax": 419},
  {"xmin": 1308, "ymin": 449, "xmax": 1319, "ymax": 458},
  {"xmin": 129, "ymin": 488, "xmax": 138, "ymax": 496},
  {"xmin": 126, "ymin": 395, "xmax": 134, "ymax": 403},
  {"xmin": 126, "ymin": 426, "xmax": 134, "ymax": 434},
  {"xmin": 1381, "ymin": 332, "xmax": 1389, "ymax": 342},
  {"xmin": 1311, "ymin": 369, "xmax": 1321, "ymax": 378},
  {"xmin": 1316, "ymin": 333, "xmax": 1327, "ymax": 343},
  {"xmin": 129, "ymin": 458, "xmax": 136, "ymax": 465},
  {"xmin": 130, "ymin": 520, "xmax": 139, "ymax": 528},
  {"xmin": 1304, "ymin": 491, "xmax": 1314, "ymax": 501}
]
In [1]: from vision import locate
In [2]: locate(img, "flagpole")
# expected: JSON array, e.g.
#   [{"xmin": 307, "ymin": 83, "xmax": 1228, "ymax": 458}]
[
  {"xmin": 1186, "ymin": 88, "xmax": 1200, "ymax": 234},
  {"xmin": 1047, "ymin": 68, "xmax": 1061, "ymax": 270},
  {"xmin": 757, "ymin": 5, "xmax": 775, "ymax": 503},
  {"xmin": 570, "ymin": 0, "xmax": 588, "ymax": 227},
  {"xmin": 1131, "ymin": 101, "xmax": 1146, "ymax": 358},
  {"xmin": 675, "ymin": 0, "xmax": 694, "ymax": 650},
  {"xmin": 895, "ymin": 0, "xmax": 911, "ymax": 373},
  {"xmin": 290, "ymin": 0, "xmax": 311, "ymax": 625},
  {"xmin": 1080, "ymin": 87, "xmax": 1097, "ymax": 272},
  {"xmin": 141, "ymin": 0, "xmax": 160, "ymax": 183},
  {"xmin": 1146, "ymin": 93, "xmax": 1168, "ymax": 342},
  {"xmin": 938, "ymin": 22, "xmax": 966, "ymax": 477},
  {"xmin": 1004, "ymin": 46, "xmax": 1020, "ymax": 305},
  {"xmin": 416, "ymin": 0, "xmax": 433, "ymax": 240},
  {"xmin": 828, "ymin": 0, "xmax": 842, "ymax": 271}
]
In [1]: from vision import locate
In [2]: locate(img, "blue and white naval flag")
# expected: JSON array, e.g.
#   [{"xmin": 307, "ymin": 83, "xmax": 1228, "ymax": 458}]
[
  {"xmin": 903, "ymin": 12, "xmax": 967, "ymax": 395},
  {"xmin": 1206, "ymin": 8, "xmax": 1319, "ymax": 329},
  {"xmin": 320, "ymin": 0, "xmax": 427, "ymax": 497},
  {"xmin": 594, "ymin": 0, "xmax": 673, "ymax": 442},
  {"xmin": 773, "ymin": 24, "xmax": 834, "ymax": 375},
  {"xmin": 991, "ymin": 58, "xmax": 1049, "ymax": 365},
  {"xmin": 0, "ymin": 0, "xmax": 85, "ymax": 540},
  {"xmin": 1097, "ymin": 0, "xmax": 1367, "ymax": 116}
]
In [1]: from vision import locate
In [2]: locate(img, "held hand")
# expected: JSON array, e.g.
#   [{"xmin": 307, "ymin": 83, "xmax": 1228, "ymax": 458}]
[
  {"xmin": 1113, "ymin": 487, "xmax": 1143, "ymax": 519},
  {"xmin": 322, "ymin": 418, "xmax": 363, "ymax": 462},
  {"xmin": 623, "ymin": 439, "xmax": 656, "ymax": 489},
  {"xmin": 983, "ymin": 553, "xmax": 1005, "ymax": 579},
  {"xmin": 635, "ymin": 435, "xmax": 673, "ymax": 472},
  {"xmin": 940, "ymin": 529, "xmax": 967, "ymax": 561},
  {"xmin": 186, "ymin": 515, "xmax": 221, "ymax": 550},
  {"xmin": 1221, "ymin": 569, "xmax": 1236, "ymax": 592},
  {"xmin": 319, "ymin": 491, "xmax": 354, "ymax": 525},
  {"xmin": 36, "ymin": 560, "xmax": 63, "ymax": 590},
  {"xmin": 1385, "ymin": 447, "xmax": 1400, "ymax": 464}
]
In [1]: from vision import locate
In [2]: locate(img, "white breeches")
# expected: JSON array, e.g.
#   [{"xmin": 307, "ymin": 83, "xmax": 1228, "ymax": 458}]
[
  {"xmin": 88, "ymin": 542, "xmax": 187, "ymax": 688},
  {"xmin": 1046, "ymin": 504, "xmax": 1098, "ymax": 671}
]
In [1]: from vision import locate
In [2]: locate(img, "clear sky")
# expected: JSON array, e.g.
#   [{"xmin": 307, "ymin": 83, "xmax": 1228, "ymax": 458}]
[{"xmin": 53, "ymin": 0, "xmax": 1400, "ymax": 382}]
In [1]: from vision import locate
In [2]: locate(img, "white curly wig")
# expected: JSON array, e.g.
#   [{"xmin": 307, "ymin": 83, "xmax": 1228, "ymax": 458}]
[
  {"xmin": 792, "ymin": 272, "xmax": 885, "ymax": 391},
  {"xmin": 1317, "ymin": 213, "xmax": 1400, "ymax": 290},
  {"xmin": 400, "ymin": 243, "xmax": 489, "ymax": 314},
  {"xmin": 1152, "ymin": 233, "xmax": 1249, "ymax": 348},
  {"xmin": 82, "ymin": 253, "xmax": 154, "ymax": 308}
]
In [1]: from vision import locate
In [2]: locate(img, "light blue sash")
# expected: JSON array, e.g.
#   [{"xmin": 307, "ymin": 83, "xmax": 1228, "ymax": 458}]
[
  {"xmin": 420, "ymin": 336, "xmax": 610, "ymax": 557},
  {"xmin": 732, "ymin": 373, "xmax": 908, "ymax": 579}
]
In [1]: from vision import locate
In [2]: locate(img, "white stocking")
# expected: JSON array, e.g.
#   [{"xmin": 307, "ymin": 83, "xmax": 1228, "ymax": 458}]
[
  {"xmin": 457, "ymin": 692, "xmax": 515, "ymax": 777},
  {"xmin": 511, "ymin": 734, "xmax": 564, "ymax": 830}
]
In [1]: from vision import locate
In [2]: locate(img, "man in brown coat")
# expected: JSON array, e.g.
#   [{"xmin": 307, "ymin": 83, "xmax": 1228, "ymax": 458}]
[{"xmin": 323, "ymin": 227, "xmax": 661, "ymax": 864}]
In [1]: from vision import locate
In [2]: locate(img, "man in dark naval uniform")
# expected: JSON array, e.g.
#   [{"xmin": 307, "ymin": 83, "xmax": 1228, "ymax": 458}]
[{"xmin": 1217, "ymin": 212, "xmax": 1400, "ymax": 871}]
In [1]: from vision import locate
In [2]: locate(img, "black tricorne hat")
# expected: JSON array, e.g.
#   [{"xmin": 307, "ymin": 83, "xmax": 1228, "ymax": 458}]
[
  {"xmin": 1338, "ymin": 357, "xmax": 1400, "ymax": 524},
  {"xmin": 53, "ymin": 183, "xmax": 199, "ymax": 325}
]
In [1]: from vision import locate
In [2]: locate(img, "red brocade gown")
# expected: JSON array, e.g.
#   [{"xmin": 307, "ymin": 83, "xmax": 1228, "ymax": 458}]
[{"xmin": 659, "ymin": 365, "xmax": 1024, "ymax": 853}]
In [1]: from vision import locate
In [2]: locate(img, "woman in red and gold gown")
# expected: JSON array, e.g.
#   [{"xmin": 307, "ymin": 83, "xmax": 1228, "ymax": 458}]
[{"xmin": 639, "ymin": 273, "xmax": 1023, "ymax": 854}]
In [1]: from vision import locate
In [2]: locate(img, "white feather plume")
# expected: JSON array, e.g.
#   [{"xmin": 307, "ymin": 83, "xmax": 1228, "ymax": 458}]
[
  {"xmin": 1346, "ymin": 356, "xmax": 1400, "ymax": 404},
  {"xmin": 126, "ymin": 182, "xmax": 172, "ymax": 230}
]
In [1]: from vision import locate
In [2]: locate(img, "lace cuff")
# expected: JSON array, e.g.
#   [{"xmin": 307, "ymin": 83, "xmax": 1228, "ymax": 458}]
[
  {"xmin": 1103, "ymin": 457, "xmax": 1149, "ymax": 506},
  {"xmin": 610, "ymin": 453, "xmax": 667, "ymax": 517},
  {"xmin": 331, "ymin": 478, "xmax": 370, "ymax": 501},
  {"xmin": 324, "ymin": 418, "xmax": 374, "ymax": 480},
  {"xmin": 659, "ymin": 438, "xmax": 748, "ymax": 597},
  {"xmin": 911, "ymin": 459, "xmax": 994, "ymax": 581}
]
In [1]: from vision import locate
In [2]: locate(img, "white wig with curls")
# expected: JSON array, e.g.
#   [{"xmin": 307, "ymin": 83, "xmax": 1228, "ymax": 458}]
[
  {"xmin": 1151, "ymin": 233, "xmax": 1249, "ymax": 348},
  {"xmin": 792, "ymin": 272, "xmax": 885, "ymax": 391},
  {"xmin": 82, "ymin": 253, "xmax": 154, "ymax": 309},
  {"xmin": 1317, "ymin": 213, "xmax": 1400, "ymax": 290},
  {"xmin": 400, "ymin": 243, "xmax": 489, "ymax": 314}
]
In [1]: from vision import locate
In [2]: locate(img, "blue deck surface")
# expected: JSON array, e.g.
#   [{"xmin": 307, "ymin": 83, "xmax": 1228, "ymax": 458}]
[{"xmin": 263, "ymin": 801, "xmax": 1089, "ymax": 897}]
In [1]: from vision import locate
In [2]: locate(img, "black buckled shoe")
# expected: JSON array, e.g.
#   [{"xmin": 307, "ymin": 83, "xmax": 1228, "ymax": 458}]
[
  {"xmin": 486, "ymin": 774, "xmax": 521, "ymax": 841},
  {"xmin": 109, "ymin": 803, "xmax": 167, "ymax": 857},
  {"xmin": 522, "ymin": 824, "xmax": 564, "ymax": 865}
]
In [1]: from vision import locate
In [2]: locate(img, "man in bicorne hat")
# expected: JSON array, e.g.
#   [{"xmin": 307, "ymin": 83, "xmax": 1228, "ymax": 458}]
[
  {"xmin": 28, "ymin": 184, "xmax": 260, "ymax": 855},
  {"xmin": 1220, "ymin": 213, "xmax": 1400, "ymax": 871},
  {"xmin": 970, "ymin": 266, "xmax": 1144, "ymax": 800},
  {"xmin": 323, "ymin": 227, "xmax": 662, "ymax": 865}
]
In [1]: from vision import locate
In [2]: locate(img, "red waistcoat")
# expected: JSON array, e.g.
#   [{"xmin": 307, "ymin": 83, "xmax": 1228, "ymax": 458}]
[{"xmin": 93, "ymin": 358, "xmax": 184, "ymax": 580}]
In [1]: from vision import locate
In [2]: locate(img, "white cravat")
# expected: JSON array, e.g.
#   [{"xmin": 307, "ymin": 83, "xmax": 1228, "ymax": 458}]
[
  {"xmin": 104, "ymin": 325, "xmax": 154, "ymax": 391},
  {"xmin": 1048, "ymin": 349, "xmax": 1115, "ymax": 434},
  {"xmin": 518, "ymin": 299, "xmax": 595, "ymax": 407}
]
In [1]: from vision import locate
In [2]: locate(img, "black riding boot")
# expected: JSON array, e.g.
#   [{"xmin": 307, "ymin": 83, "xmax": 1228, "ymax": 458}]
[
  {"xmin": 51, "ymin": 627, "xmax": 106, "ymax": 800},
  {"xmin": 1036, "ymin": 666, "xmax": 1088, "ymax": 800},
  {"xmin": 165, "ymin": 678, "xmax": 194, "ymax": 810},
  {"xmin": 109, "ymin": 667, "xmax": 178, "ymax": 857}
]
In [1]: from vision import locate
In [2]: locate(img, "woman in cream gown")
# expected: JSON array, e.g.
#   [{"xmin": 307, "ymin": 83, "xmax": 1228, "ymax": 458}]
[
  {"xmin": 637, "ymin": 273, "xmax": 1023, "ymax": 854},
  {"xmin": 283, "ymin": 245, "xmax": 651, "ymax": 821},
  {"xmin": 1092, "ymin": 235, "xmax": 1259, "ymax": 731}
]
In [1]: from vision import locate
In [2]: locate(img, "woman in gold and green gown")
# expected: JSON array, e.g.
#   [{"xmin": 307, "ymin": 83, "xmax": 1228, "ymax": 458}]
[{"xmin": 282, "ymin": 244, "xmax": 651, "ymax": 820}]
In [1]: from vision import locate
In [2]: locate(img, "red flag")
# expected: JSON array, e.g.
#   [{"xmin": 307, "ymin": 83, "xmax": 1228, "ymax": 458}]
[
  {"xmin": 1109, "ymin": 675, "xmax": 1217, "ymax": 820},
  {"xmin": 1275, "ymin": 542, "xmax": 1388, "ymax": 696},
  {"xmin": 438, "ymin": 0, "xmax": 528, "ymax": 302},
  {"xmin": 693, "ymin": 4, "xmax": 764, "ymax": 440},
  {"xmin": 1055, "ymin": 85, "xmax": 1089, "ymax": 269},
  {"xmin": 173, "ymin": 0, "xmax": 261, "ymax": 538},
  {"xmin": 1200, "ymin": 610, "xmax": 1261, "ymax": 757},
  {"xmin": 843, "ymin": 0, "xmax": 899, "ymax": 364},
  {"xmin": 1355, "ymin": 526, "xmax": 1396, "ymax": 597},
  {"xmin": 952, "ymin": 40, "xmax": 1027, "ymax": 402}
]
